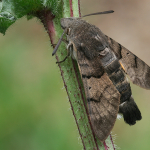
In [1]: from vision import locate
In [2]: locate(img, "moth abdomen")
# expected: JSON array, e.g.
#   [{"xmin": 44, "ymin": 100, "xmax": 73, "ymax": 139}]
[
  {"xmin": 100, "ymin": 49, "xmax": 131, "ymax": 102},
  {"xmin": 119, "ymin": 97, "xmax": 142, "ymax": 125},
  {"xmin": 104, "ymin": 59, "xmax": 121, "ymax": 75},
  {"xmin": 104, "ymin": 60, "xmax": 131, "ymax": 103},
  {"xmin": 100, "ymin": 48, "xmax": 142, "ymax": 125},
  {"xmin": 116, "ymin": 80, "xmax": 131, "ymax": 103},
  {"xmin": 109, "ymin": 69, "xmax": 125, "ymax": 85},
  {"xmin": 105, "ymin": 65, "xmax": 141, "ymax": 125}
]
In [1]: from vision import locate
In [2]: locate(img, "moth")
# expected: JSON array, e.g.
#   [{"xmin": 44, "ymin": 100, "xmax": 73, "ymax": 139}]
[{"xmin": 52, "ymin": 10, "xmax": 150, "ymax": 142}]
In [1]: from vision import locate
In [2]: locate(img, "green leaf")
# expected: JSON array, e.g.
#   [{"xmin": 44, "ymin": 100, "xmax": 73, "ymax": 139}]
[
  {"xmin": 0, "ymin": 0, "xmax": 62, "ymax": 35},
  {"xmin": 0, "ymin": 12, "xmax": 16, "ymax": 35}
]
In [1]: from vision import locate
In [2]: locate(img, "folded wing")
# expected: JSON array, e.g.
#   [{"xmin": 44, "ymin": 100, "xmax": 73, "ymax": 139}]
[{"xmin": 77, "ymin": 49, "xmax": 120, "ymax": 142}]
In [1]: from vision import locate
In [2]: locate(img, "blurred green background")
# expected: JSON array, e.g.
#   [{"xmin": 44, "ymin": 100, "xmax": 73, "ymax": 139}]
[{"xmin": 1, "ymin": 0, "xmax": 150, "ymax": 150}]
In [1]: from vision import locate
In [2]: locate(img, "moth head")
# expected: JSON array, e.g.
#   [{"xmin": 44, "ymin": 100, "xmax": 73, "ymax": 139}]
[{"xmin": 61, "ymin": 17, "xmax": 79, "ymax": 30}]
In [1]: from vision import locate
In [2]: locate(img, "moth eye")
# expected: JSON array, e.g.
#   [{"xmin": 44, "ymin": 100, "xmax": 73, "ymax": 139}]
[
  {"xmin": 66, "ymin": 28, "xmax": 71, "ymax": 35},
  {"xmin": 89, "ymin": 87, "xmax": 91, "ymax": 90},
  {"xmin": 127, "ymin": 52, "xmax": 129, "ymax": 55}
]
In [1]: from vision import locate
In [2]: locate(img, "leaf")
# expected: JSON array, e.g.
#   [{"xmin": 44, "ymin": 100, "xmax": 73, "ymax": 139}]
[{"xmin": 0, "ymin": 0, "xmax": 62, "ymax": 35}]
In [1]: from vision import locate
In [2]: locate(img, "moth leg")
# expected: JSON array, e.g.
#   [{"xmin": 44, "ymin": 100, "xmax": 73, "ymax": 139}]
[
  {"xmin": 56, "ymin": 43, "xmax": 72, "ymax": 64},
  {"xmin": 56, "ymin": 55, "xmax": 69, "ymax": 64},
  {"xmin": 51, "ymin": 43, "xmax": 56, "ymax": 48},
  {"xmin": 52, "ymin": 39, "xmax": 68, "ymax": 48},
  {"xmin": 62, "ymin": 38, "xmax": 68, "ymax": 44},
  {"xmin": 119, "ymin": 97, "xmax": 142, "ymax": 125}
]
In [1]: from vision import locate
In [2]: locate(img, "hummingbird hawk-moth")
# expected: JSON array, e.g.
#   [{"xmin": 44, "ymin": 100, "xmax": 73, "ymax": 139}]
[{"xmin": 52, "ymin": 10, "xmax": 150, "ymax": 142}]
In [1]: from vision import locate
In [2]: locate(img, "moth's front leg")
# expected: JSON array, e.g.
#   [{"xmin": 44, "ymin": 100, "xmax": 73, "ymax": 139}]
[
  {"xmin": 52, "ymin": 38, "xmax": 68, "ymax": 48},
  {"xmin": 62, "ymin": 38, "xmax": 68, "ymax": 44},
  {"xmin": 56, "ymin": 42, "xmax": 73, "ymax": 64}
]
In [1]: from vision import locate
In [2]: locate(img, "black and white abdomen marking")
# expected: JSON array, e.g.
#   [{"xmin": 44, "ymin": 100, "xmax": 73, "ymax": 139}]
[
  {"xmin": 99, "ymin": 47, "xmax": 131, "ymax": 104},
  {"xmin": 100, "ymin": 47, "xmax": 142, "ymax": 125}
]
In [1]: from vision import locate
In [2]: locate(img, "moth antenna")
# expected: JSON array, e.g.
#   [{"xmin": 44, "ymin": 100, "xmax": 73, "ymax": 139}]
[
  {"xmin": 81, "ymin": 10, "xmax": 114, "ymax": 18},
  {"xmin": 52, "ymin": 29, "xmax": 66, "ymax": 56}
]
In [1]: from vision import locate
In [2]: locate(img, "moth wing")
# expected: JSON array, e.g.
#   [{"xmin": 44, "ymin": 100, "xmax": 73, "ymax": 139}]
[
  {"xmin": 77, "ymin": 50, "xmax": 120, "ymax": 142},
  {"xmin": 107, "ymin": 36, "xmax": 150, "ymax": 89}
]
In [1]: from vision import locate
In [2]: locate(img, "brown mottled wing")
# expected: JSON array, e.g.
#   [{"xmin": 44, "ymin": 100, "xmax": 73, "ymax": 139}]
[
  {"xmin": 106, "ymin": 36, "xmax": 150, "ymax": 89},
  {"xmin": 77, "ymin": 50, "xmax": 120, "ymax": 142}
]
